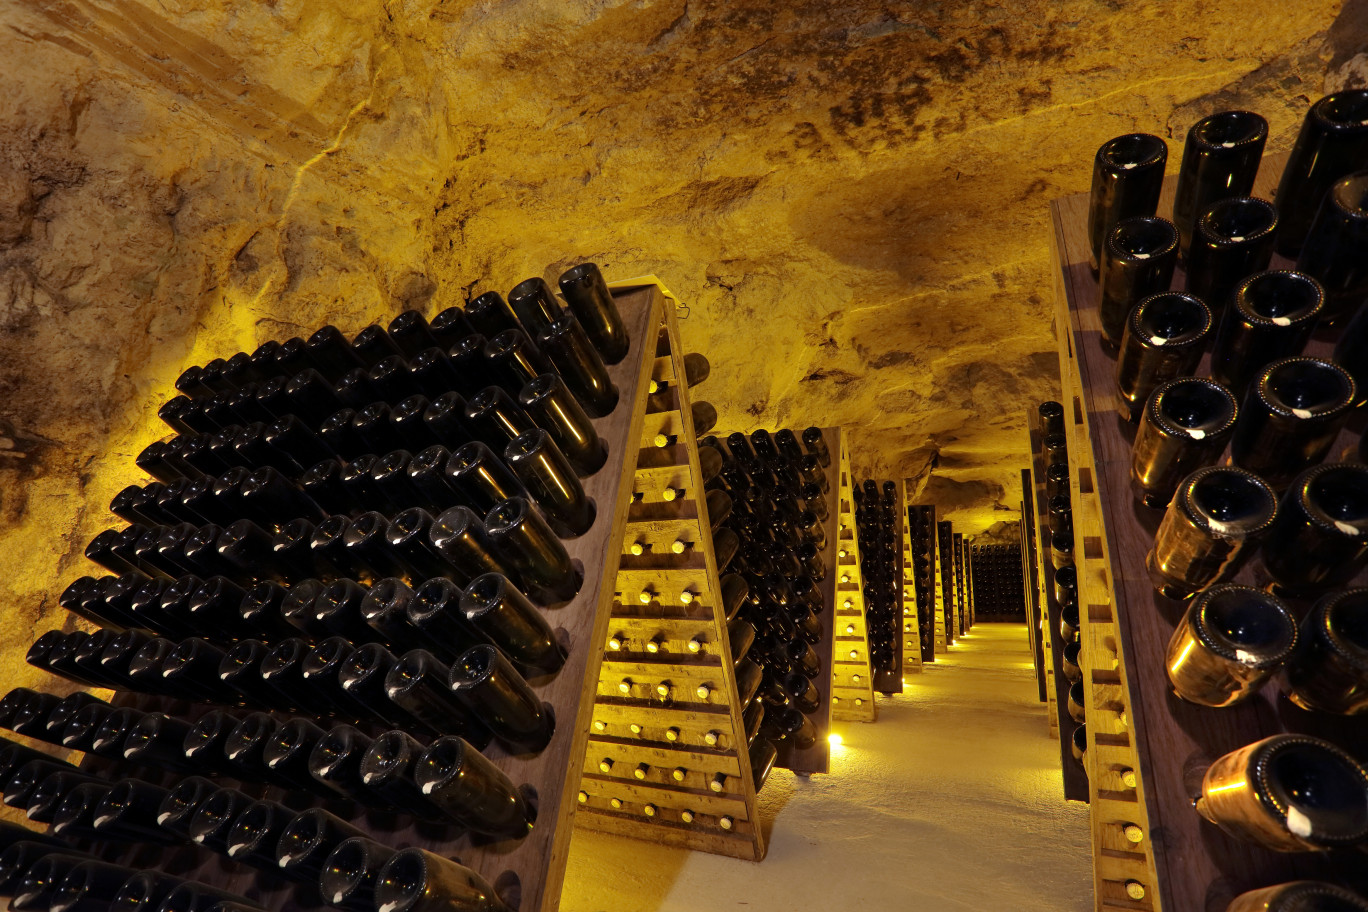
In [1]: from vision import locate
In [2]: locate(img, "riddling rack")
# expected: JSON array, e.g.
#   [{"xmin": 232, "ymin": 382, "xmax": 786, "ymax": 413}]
[
  {"xmin": 1019, "ymin": 468, "xmax": 1049, "ymax": 704},
  {"xmin": 953, "ymin": 533, "xmax": 968, "ymax": 634},
  {"xmin": 936, "ymin": 521, "xmax": 956, "ymax": 649},
  {"xmin": 898, "ymin": 484, "xmax": 926, "ymax": 673},
  {"xmin": 577, "ymin": 301, "xmax": 766, "ymax": 860},
  {"xmin": 1027, "ymin": 406, "xmax": 1090, "ymax": 803},
  {"xmin": 906, "ymin": 503, "xmax": 939, "ymax": 663},
  {"xmin": 7, "ymin": 280, "xmax": 667, "ymax": 912},
  {"xmin": 830, "ymin": 449, "xmax": 875, "ymax": 722},
  {"xmin": 854, "ymin": 479, "xmax": 903, "ymax": 695}
]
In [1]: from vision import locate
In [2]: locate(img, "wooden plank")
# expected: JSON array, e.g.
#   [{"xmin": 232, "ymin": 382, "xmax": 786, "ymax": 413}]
[
  {"xmin": 1051, "ymin": 150, "xmax": 1368, "ymax": 912},
  {"xmin": 899, "ymin": 482, "xmax": 924, "ymax": 675}
]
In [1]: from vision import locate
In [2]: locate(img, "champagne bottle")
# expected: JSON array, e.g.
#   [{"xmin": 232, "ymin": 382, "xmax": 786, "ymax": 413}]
[
  {"xmin": 222, "ymin": 799, "xmax": 298, "ymax": 874},
  {"xmin": 358, "ymin": 730, "xmax": 442, "ymax": 819},
  {"xmin": 385, "ymin": 650, "xmax": 492, "ymax": 747},
  {"xmin": 1165, "ymin": 584, "xmax": 1297, "ymax": 707},
  {"xmin": 1183, "ymin": 196, "xmax": 1278, "ymax": 320},
  {"xmin": 558, "ymin": 263, "xmax": 630, "ymax": 364},
  {"xmin": 448, "ymin": 645, "xmax": 553, "ymax": 752},
  {"xmin": 1285, "ymin": 589, "xmax": 1368, "ymax": 715},
  {"xmin": 535, "ymin": 314, "xmax": 619, "ymax": 418},
  {"xmin": 1172, "ymin": 110, "xmax": 1268, "ymax": 261},
  {"xmin": 1146, "ymin": 466, "xmax": 1277, "ymax": 599},
  {"xmin": 1225, "ymin": 882, "xmax": 1368, "ymax": 912},
  {"xmin": 412, "ymin": 737, "xmax": 532, "ymax": 838},
  {"xmin": 320, "ymin": 836, "xmax": 398, "ymax": 912},
  {"xmin": 518, "ymin": 373, "xmax": 607, "ymax": 476},
  {"xmin": 1131, "ymin": 377, "xmax": 1238, "ymax": 508},
  {"xmin": 275, "ymin": 808, "xmax": 368, "ymax": 886},
  {"xmin": 1274, "ymin": 90, "xmax": 1368, "ymax": 257},
  {"xmin": 1234, "ymin": 358, "xmax": 1356, "ymax": 488},
  {"xmin": 1195, "ymin": 734, "xmax": 1368, "ymax": 851},
  {"xmin": 484, "ymin": 330, "xmax": 552, "ymax": 399},
  {"xmin": 1295, "ymin": 171, "xmax": 1368, "ymax": 325},
  {"xmin": 1086, "ymin": 132, "xmax": 1168, "ymax": 272},
  {"xmin": 372, "ymin": 847, "xmax": 513, "ymax": 912},
  {"xmin": 460, "ymin": 573, "xmax": 566, "ymax": 673},
  {"xmin": 1114, "ymin": 292, "xmax": 1211, "ymax": 422},
  {"xmin": 1262, "ymin": 463, "xmax": 1368, "ymax": 594},
  {"xmin": 485, "ymin": 497, "xmax": 580, "ymax": 601},
  {"xmin": 1098, "ymin": 215, "xmax": 1180, "ymax": 346},
  {"xmin": 507, "ymin": 277, "xmax": 564, "ymax": 338},
  {"xmin": 1210, "ymin": 270, "xmax": 1324, "ymax": 400},
  {"xmin": 465, "ymin": 292, "xmax": 523, "ymax": 339}
]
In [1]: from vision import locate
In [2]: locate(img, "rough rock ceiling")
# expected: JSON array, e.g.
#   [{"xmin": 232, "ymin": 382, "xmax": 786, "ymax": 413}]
[{"xmin": 0, "ymin": 0, "xmax": 1362, "ymax": 638}]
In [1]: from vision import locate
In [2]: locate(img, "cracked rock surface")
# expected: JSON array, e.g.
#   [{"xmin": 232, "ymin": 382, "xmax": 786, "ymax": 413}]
[{"xmin": 0, "ymin": 0, "xmax": 1360, "ymax": 705}]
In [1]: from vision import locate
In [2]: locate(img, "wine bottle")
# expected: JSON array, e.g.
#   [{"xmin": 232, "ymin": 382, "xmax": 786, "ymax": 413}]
[
  {"xmin": 1098, "ymin": 215, "xmax": 1180, "ymax": 346},
  {"xmin": 1086, "ymin": 133, "xmax": 1168, "ymax": 272},
  {"xmin": 412, "ymin": 736, "xmax": 532, "ymax": 838},
  {"xmin": 308, "ymin": 724, "xmax": 376, "ymax": 803},
  {"xmin": 1146, "ymin": 466, "xmax": 1277, "ymax": 599},
  {"xmin": 503, "ymin": 430, "xmax": 594, "ymax": 537},
  {"xmin": 358, "ymin": 730, "xmax": 442, "ymax": 819},
  {"xmin": 484, "ymin": 330, "xmax": 552, "ymax": 399},
  {"xmin": 389, "ymin": 310, "xmax": 441, "ymax": 358},
  {"xmin": 222, "ymin": 799, "xmax": 298, "ymax": 874},
  {"xmin": 1114, "ymin": 292, "xmax": 1211, "ymax": 422},
  {"xmin": 1295, "ymin": 170, "xmax": 1368, "ymax": 325},
  {"xmin": 405, "ymin": 579, "xmax": 482, "ymax": 663},
  {"xmin": 1131, "ymin": 377, "xmax": 1238, "ymax": 508},
  {"xmin": 1165, "ymin": 584, "xmax": 1297, "ymax": 707},
  {"xmin": 1210, "ymin": 270, "xmax": 1323, "ymax": 400},
  {"xmin": 262, "ymin": 718, "xmax": 331, "ymax": 794},
  {"xmin": 10, "ymin": 853, "xmax": 97, "ymax": 912},
  {"xmin": 1195, "ymin": 734, "xmax": 1368, "ymax": 851},
  {"xmin": 1172, "ymin": 110, "xmax": 1268, "ymax": 260},
  {"xmin": 385, "ymin": 650, "xmax": 492, "ymax": 747},
  {"xmin": 533, "ymin": 314, "xmax": 619, "ymax": 420},
  {"xmin": 485, "ymin": 497, "xmax": 580, "ymax": 601},
  {"xmin": 372, "ymin": 847, "xmax": 513, "ymax": 912},
  {"xmin": 1273, "ymin": 90, "xmax": 1368, "ymax": 257},
  {"xmin": 1262, "ymin": 463, "xmax": 1368, "ymax": 594},
  {"xmin": 465, "ymin": 292, "xmax": 523, "ymax": 339},
  {"xmin": 1183, "ymin": 196, "xmax": 1278, "ymax": 320},
  {"xmin": 275, "ymin": 808, "xmax": 368, "ymax": 886},
  {"xmin": 1230, "ymin": 357, "xmax": 1355, "ymax": 489},
  {"xmin": 558, "ymin": 263, "xmax": 629, "ymax": 364},
  {"xmin": 464, "ymin": 386, "xmax": 537, "ymax": 452},
  {"xmin": 339, "ymin": 643, "xmax": 418, "ymax": 729},
  {"xmin": 1225, "ymin": 882, "xmax": 1368, "ymax": 912},
  {"xmin": 448, "ymin": 645, "xmax": 553, "ymax": 752},
  {"xmin": 460, "ymin": 572, "xmax": 566, "ymax": 673},
  {"xmin": 1285, "ymin": 589, "xmax": 1368, "ymax": 715},
  {"xmin": 186, "ymin": 788, "xmax": 254, "ymax": 854},
  {"xmin": 320, "ymin": 836, "xmax": 398, "ymax": 912},
  {"xmin": 518, "ymin": 373, "xmax": 606, "ymax": 476},
  {"xmin": 507, "ymin": 277, "xmax": 564, "ymax": 338}
]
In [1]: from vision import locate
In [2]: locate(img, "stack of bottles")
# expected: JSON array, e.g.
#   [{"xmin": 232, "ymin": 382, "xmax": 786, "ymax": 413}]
[
  {"xmin": 852, "ymin": 481, "xmax": 901, "ymax": 693},
  {"xmin": 698, "ymin": 427, "xmax": 832, "ymax": 783},
  {"xmin": 0, "ymin": 261, "xmax": 634, "ymax": 912},
  {"xmin": 968, "ymin": 544, "xmax": 1026, "ymax": 619},
  {"xmin": 906, "ymin": 506, "xmax": 937, "ymax": 664},
  {"xmin": 1089, "ymin": 92, "xmax": 1368, "ymax": 903},
  {"xmin": 936, "ymin": 521, "xmax": 956, "ymax": 646}
]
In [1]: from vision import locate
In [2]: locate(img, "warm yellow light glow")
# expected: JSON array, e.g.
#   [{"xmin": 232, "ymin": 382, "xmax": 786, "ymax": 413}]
[{"xmin": 828, "ymin": 733, "xmax": 843, "ymax": 746}]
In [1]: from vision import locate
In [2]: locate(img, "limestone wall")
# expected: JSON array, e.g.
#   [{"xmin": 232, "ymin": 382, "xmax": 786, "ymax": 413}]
[{"xmin": 0, "ymin": 0, "xmax": 1360, "ymax": 748}]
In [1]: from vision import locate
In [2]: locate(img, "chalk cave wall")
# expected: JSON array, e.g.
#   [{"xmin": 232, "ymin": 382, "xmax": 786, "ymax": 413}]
[{"xmin": 0, "ymin": 0, "xmax": 1361, "ymax": 714}]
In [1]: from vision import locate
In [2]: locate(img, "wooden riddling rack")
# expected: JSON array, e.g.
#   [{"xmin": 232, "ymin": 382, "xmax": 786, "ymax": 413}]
[
  {"xmin": 936, "ymin": 521, "xmax": 956, "ymax": 649},
  {"xmin": 11, "ymin": 284, "xmax": 666, "ymax": 912},
  {"xmin": 830, "ymin": 446, "xmax": 876, "ymax": 722},
  {"xmin": 856, "ymin": 479, "xmax": 904, "ymax": 695},
  {"xmin": 906, "ymin": 503, "xmax": 939, "ymax": 664},
  {"xmin": 1019, "ymin": 468, "xmax": 1049, "ymax": 704},
  {"xmin": 1027, "ymin": 408, "xmax": 1091, "ymax": 804},
  {"xmin": 953, "ymin": 532, "xmax": 969, "ymax": 633},
  {"xmin": 773, "ymin": 428, "xmax": 842, "ymax": 775},
  {"xmin": 898, "ymin": 484, "xmax": 926, "ymax": 673},
  {"xmin": 1050, "ymin": 147, "xmax": 1368, "ymax": 911},
  {"xmin": 574, "ymin": 300, "xmax": 838, "ymax": 853}
]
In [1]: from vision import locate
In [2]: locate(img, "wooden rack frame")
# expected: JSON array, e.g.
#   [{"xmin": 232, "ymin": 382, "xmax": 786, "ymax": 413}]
[
  {"xmin": 1048, "ymin": 149, "xmax": 1368, "ymax": 910},
  {"xmin": 937, "ymin": 521, "xmax": 955, "ymax": 649},
  {"xmin": 830, "ymin": 443, "xmax": 876, "ymax": 722},
  {"xmin": 909, "ymin": 504, "xmax": 940, "ymax": 662},
  {"xmin": 899, "ymin": 483, "xmax": 924, "ymax": 675},
  {"xmin": 953, "ymin": 532, "xmax": 968, "ymax": 634},
  {"xmin": 577, "ymin": 298, "xmax": 765, "ymax": 861},
  {"xmin": 62, "ymin": 284, "xmax": 667, "ymax": 912},
  {"xmin": 1020, "ymin": 468, "xmax": 1048, "ymax": 704}
]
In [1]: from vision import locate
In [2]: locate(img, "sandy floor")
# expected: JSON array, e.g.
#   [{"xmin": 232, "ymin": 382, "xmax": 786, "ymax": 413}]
[{"xmin": 559, "ymin": 622, "xmax": 1093, "ymax": 912}]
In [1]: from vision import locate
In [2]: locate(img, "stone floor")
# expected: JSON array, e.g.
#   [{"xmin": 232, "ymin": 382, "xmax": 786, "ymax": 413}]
[{"xmin": 560, "ymin": 622, "xmax": 1093, "ymax": 911}]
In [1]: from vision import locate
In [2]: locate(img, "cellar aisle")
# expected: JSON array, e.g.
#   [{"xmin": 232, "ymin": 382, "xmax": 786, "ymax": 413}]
[{"xmin": 560, "ymin": 622, "xmax": 1093, "ymax": 912}]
